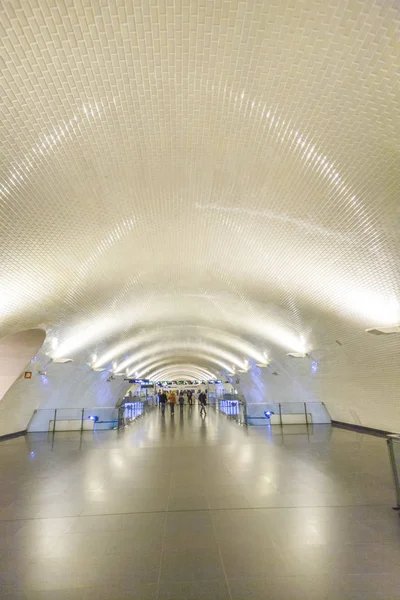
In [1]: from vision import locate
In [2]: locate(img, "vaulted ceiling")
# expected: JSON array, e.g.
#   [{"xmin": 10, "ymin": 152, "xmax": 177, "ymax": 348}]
[{"xmin": 1, "ymin": 0, "xmax": 399, "ymax": 385}]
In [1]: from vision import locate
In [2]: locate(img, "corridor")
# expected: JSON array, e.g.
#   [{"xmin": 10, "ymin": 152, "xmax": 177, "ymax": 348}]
[{"xmin": 0, "ymin": 408, "xmax": 399, "ymax": 599}]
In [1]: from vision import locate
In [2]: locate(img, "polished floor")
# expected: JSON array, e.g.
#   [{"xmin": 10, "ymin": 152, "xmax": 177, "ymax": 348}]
[{"xmin": 0, "ymin": 407, "xmax": 399, "ymax": 599}]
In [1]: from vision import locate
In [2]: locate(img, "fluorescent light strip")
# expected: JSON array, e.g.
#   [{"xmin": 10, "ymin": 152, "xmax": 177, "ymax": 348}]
[
  {"xmin": 130, "ymin": 352, "xmax": 233, "ymax": 378},
  {"xmin": 118, "ymin": 342, "xmax": 245, "ymax": 374},
  {"xmin": 94, "ymin": 326, "xmax": 268, "ymax": 369}
]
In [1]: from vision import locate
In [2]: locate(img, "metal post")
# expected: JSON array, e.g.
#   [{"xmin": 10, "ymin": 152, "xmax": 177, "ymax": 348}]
[
  {"xmin": 80, "ymin": 408, "xmax": 84, "ymax": 433},
  {"xmin": 117, "ymin": 406, "xmax": 124, "ymax": 430},
  {"xmin": 304, "ymin": 402, "xmax": 309, "ymax": 426},
  {"xmin": 279, "ymin": 403, "xmax": 283, "ymax": 427},
  {"xmin": 387, "ymin": 436, "xmax": 400, "ymax": 510},
  {"xmin": 243, "ymin": 401, "xmax": 248, "ymax": 427},
  {"xmin": 52, "ymin": 409, "xmax": 57, "ymax": 436}
]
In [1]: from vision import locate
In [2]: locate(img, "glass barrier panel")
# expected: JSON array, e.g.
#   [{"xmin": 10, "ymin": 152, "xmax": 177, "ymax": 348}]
[
  {"xmin": 28, "ymin": 407, "xmax": 119, "ymax": 432},
  {"xmin": 244, "ymin": 402, "xmax": 330, "ymax": 426}
]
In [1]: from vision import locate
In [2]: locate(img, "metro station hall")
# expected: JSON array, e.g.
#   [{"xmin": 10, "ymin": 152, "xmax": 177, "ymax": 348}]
[{"xmin": 0, "ymin": 1, "xmax": 399, "ymax": 599}]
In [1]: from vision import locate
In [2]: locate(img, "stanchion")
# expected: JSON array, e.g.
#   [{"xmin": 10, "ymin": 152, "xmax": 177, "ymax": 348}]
[{"xmin": 52, "ymin": 409, "xmax": 57, "ymax": 436}]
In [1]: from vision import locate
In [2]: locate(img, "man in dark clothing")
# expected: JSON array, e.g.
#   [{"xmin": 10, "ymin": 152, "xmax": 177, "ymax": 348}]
[
  {"xmin": 199, "ymin": 391, "xmax": 207, "ymax": 416},
  {"xmin": 159, "ymin": 391, "xmax": 168, "ymax": 415},
  {"xmin": 179, "ymin": 391, "xmax": 185, "ymax": 413}
]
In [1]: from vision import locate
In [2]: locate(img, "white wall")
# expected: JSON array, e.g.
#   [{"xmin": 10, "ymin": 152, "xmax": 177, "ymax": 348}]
[
  {"xmin": 236, "ymin": 363, "xmax": 318, "ymax": 406},
  {"xmin": 0, "ymin": 352, "xmax": 130, "ymax": 437},
  {"xmin": 233, "ymin": 327, "xmax": 400, "ymax": 433},
  {"xmin": 0, "ymin": 329, "xmax": 46, "ymax": 403},
  {"xmin": 1, "ymin": 324, "xmax": 400, "ymax": 435}
]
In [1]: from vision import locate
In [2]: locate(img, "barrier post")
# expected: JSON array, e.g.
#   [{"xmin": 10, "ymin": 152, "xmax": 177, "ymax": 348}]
[
  {"xmin": 52, "ymin": 409, "xmax": 57, "ymax": 436},
  {"xmin": 242, "ymin": 401, "xmax": 248, "ymax": 427},
  {"xmin": 304, "ymin": 402, "xmax": 309, "ymax": 426}
]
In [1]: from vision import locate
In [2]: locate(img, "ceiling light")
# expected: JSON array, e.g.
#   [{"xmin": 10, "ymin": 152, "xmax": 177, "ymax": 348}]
[
  {"xmin": 52, "ymin": 358, "xmax": 73, "ymax": 364},
  {"xmin": 366, "ymin": 325, "xmax": 400, "ymax": 335}
]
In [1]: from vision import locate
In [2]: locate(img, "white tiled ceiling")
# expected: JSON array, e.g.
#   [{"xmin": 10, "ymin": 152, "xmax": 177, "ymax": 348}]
[{"xmin": 1, "ymin": 1, "xmax": 400, "ymax": 422}]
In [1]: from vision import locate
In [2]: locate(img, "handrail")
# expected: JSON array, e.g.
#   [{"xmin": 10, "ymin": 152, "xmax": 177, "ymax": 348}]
[
  {"xmin": 118, "ymin": 399, "xmax": 157, "ymax": 430},
  {"xmin": 212, "ymin": 398, "xmax": 248, "ymax": 426},
  {"xmin": 27, "ymin": 401, "xmax": 155, "ymax": 434},
  {"xmin": 214, "ymin": 399, "xmax": 330, "ymax": 427}
]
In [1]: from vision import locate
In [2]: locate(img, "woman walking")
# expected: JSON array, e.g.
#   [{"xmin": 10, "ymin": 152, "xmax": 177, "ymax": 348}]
[{"xmin": 168, "ymin": 390, "xmax": 177, "ymax": 416}]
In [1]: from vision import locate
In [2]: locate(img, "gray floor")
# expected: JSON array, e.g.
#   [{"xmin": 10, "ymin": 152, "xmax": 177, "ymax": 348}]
[{"xmin": 0, "ymin": 407, "xmax": 399, "ymax": 599}]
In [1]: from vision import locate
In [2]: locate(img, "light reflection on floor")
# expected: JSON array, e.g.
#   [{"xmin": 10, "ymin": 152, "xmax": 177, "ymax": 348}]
[{"xmin": 0, "ymin": 407, "xmax": 399, "ymax": 599}]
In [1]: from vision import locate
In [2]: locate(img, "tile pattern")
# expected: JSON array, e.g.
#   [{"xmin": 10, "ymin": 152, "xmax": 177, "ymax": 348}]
[
  {"xmin": 0, "ymin": 1, "xmax": 400, "ymax": 429},
  {"xmin": 0, "ymin": 408, "xmax": 399, "ymax": 599}
]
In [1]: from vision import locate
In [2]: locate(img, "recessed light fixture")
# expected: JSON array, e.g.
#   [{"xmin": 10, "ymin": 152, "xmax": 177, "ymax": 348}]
[
  {"xmin": 287, "ymin": 352, "xmax": 308, "ymax": 358},
  {"xmin": 52, "ymin": 358, "xmax": 73, "ymax": 364},
  {"xmin": 366, "ymin": 325, "xmax": 400, "ymax": 335}
]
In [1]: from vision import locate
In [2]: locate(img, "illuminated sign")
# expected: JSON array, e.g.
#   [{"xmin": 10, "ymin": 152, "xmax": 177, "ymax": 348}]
[{"xmin": 156, "ymin": 379, "xmax": 223, "ymax": 386}]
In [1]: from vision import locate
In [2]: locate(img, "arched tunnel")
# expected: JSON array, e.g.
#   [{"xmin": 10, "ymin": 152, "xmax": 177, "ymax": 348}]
[{"xmin": 0, "ymin": 1, "xmax": 399, "ymax": 598}]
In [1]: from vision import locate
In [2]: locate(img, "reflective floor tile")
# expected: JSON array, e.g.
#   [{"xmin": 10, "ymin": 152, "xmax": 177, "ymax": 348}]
[
  {"xmin": 0, "ymin": 411, "xmax": 398, "ymax": 599},
  {"xmin": 157, "ymin": 579, "xmax": 231, "ymax": 600},
  {"xmin": 160, "ymin": 547, "xmax": 225, "ymax": 582},
  {"xmin": 229, "ymin": 576, "xmax": 331, "ymax": 600}
]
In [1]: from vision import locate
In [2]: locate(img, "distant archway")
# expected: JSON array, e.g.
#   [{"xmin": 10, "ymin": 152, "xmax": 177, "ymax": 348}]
[{"xmin": 0, "ymin": 329, "xmax": 46, "ymax": 402}]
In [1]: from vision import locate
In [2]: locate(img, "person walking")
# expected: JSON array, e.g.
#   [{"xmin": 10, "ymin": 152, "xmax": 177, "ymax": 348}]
[
  {"xmin": 199, "ymin": 390, "xmax": 207, "ymax": 416},
  {"xmin": 168, "ymin": 390, "xmax": 177, "ymax": 416},
  {"xmin": 187, "ymin": 389, "xmax": 193, "ymax": 406},
  {"xmin": 159, "ymin": 390, "xmax": 168, "ymax": 415},
  {"xmin": 179, "ymin": 391, "xmax": 185, "ymax": 414}
]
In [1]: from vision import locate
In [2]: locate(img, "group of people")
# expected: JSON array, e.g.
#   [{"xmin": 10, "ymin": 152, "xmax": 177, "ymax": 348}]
[{"xmin": 157, "ymin": 388, "xmax": 208, "ymax": 416}]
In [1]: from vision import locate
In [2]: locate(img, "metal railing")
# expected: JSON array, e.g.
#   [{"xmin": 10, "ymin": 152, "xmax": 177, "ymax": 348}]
[
  {"xmin": 212, "ymin": 398, "xmax": 331, "ymax": 427},
  {"xmin": 387, "ymin": 435, "xmax": 400, "ymax": 511},
  {"xmin": 245, "ymin": 401, "xmax": 330, "ymax": 425},
  {"xmin": 117, "ymin": 399, "xmax": 156, "ymax": 430},
  {"xmin": 212, "ymin": 394, "xmax": 248, "ymax": 426},
  {"xmin": 28, "ymin": 407, "xmax": 119, "ymax": 433},
  {"xmin": 27, "ymin": 400, "xmax": 157, "ymax": 434}
]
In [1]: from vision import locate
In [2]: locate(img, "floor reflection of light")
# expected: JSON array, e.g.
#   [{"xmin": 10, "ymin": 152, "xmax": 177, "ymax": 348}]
[
  {"xmin": 239, "ymin": 445, "xmax": 253, "ymax": 465},
  {"xmin": 86, "ymin": 488, "xmax": 106, "ymax": 501}
]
